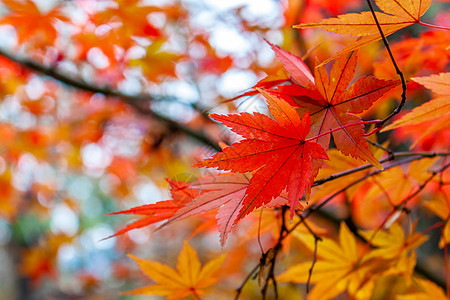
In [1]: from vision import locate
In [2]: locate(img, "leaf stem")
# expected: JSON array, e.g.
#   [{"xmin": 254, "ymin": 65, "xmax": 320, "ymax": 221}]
[
  {"xmin": 305, "ymin": 120, "xmax": 380, "ymax": 143},
  {"xmin": 422, "ymin": 221, "xmax": 443, "ymax": 235},
  {"xmin": 418, "ymin": 21, "xmax": 450, "ymax": 30}
]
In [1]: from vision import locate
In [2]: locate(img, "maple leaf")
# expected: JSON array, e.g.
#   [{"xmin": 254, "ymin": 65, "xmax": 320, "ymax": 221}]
[
  {"xmin": 108, "ymin": 173, "xmax": 288, "ymax": 245},
  {"xmin": 0, "ymin": 0, "xmax": 68, "ymax": 46},
  {"xmin": 124, "ymin": 241, "xmax": 226, "ymax": 299},
  {"xmin": 349, "ymin": 157, "xmax": 438, "ymax": 228},
  {"xmin": 266, "ymin": 40, "xmax": 315, "ymax": 88},
  {"xmin": 195, "ymin": 89, "xmax": 328, "ymax": 220},
  {"xmin": 358, "ymin": 157, "xmax": 437, "ymax": 206},
  {"xmin": 267, "ymin": 50, "xmax": 398, "ymax": 168},
  {"xmin": 105, "ymin": 179, "xmax": 199, "ymax": 238},
  {"xmin": 278, "ymin": 222, "xmax": 386, "ymax": 299},
  {"xmin": 382, "ymin": 73, "xmax": 450, "ymax": 147},
  {"xmin": 309, "ymin": 147, "xmax": 378, "ymax": 205},
  {"xmin": 424, "ymin": 185, "xmax": 450, "ymax": 248},
  {"xmin": 72, "ymin": 26, "xmax": 120, "ymax": 62},
  {"xmin": 162, "ymin": 173, "xmax": 289, "ymax": 246},
  {"xmin": 279, "ymin": 221, "xmax": 428, "ymax": 299},
  {"xmin": 398, "ymin": 277, "xmax": 449, "ymax": 300},
  {"xmin": 129, "ymin": 39, "xmax": 181, "ymax": 82},
  {"xmin": 373, "ymin": 31, "xmax": 450, "ymax": 79},
  {"xmin": 224, "ymin": 67, "xmax": 290, "ymax": 104},
  {"xmin": 360, "ymin": 222, "xmax": 428, "ymax": 284},
  {"xmin": 94, "ymin": 0, "xmax": 161, "ymax": 40},
  {"xmin": 294, "ymin": 0, "xmax": 432, "ymax": 65}
]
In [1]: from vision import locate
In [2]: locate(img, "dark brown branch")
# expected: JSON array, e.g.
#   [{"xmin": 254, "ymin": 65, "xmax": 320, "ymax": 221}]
[
  {"xmin": 260, "ymin": 207, "xmax": 288, "ymax": 299},
  {"xmin": 236, "ymin": 208, "xmax": 289, "ymax": 299},
  {"xmin": 0, "ymin": 48, "xmax": 221, "ymax": 151},
  {"xmin": 366, "ymin": 0, "xmax": 407, "ymax": 128}
]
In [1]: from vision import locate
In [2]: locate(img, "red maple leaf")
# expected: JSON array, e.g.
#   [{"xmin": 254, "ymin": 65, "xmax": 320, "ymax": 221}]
[
  {"xmin": 105, "ymin": 179, "xmax": 199, "ymax": 238},
  {"xmin": 266, "ymin": 47, "xmax": 399, "ymax": 168},
  {"xmin": 194, "ymin": 89, "xmax": 328, "ymax": 219},
  {"xmin": 161, "ymin": 173, "xmax": 290, "ymax": 246}
]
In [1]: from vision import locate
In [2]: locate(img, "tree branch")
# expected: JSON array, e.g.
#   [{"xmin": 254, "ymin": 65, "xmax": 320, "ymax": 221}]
[
  {"xmin": 313, "ymin": 152, "xmax": 450, "ymax": 187},
  {"xmin": 366, "ymin": 0, "xmax": 407, "ymax": 129},
  {"xmin": 0, "ymin": 48, "xmax": 221, "ymax": 151}
]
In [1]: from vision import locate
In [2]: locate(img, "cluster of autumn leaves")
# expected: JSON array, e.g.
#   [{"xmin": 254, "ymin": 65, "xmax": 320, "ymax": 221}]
[
  {"xmin": 113, "ymin": 0, "xmax": 450, "ymax": 298},
  {"xmin": 0, "ymin": 0, "xmax": 448, "ymax": 299}
]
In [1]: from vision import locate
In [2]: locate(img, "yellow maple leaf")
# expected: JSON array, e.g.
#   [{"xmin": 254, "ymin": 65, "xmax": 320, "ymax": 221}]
[
  {"xmin": 423, "ymin": 186, "xmax": 450, "ymax": 248},
  {"xmin": 355, "ymin": 157, "xmax": 438, "ymax": 206},
  {"xmin": 360, "ymin": 222, "xmax": 428, "ymax": 285},
  {"xmin": 278, "ymin": 222, "xmax": 386, "ymax": 299},
  {"xmin": 124, "ymin": 241, "xmax": 226, "ymax": 299},
  {"xmin": 397, "ymin": 277, "xmax": 448, "ymax": 300},
  {"xmin": 294, "ymin": 0, "xmax": 432, "ymax": 65},
  {"xmin": 129, "ymin": 40, "xmax": 181, "ymax": 82},
  {"xmin": 311, "ymin": 144, "xmax": 386, "ymax": 204}
]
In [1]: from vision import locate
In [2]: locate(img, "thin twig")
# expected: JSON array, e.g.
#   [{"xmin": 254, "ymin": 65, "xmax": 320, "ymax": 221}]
[
  {"xmin": 366, "ymin": 163, "xmax": 450, "ymax": 246},
  {"xmin": 394, "ymin": 163, "xmax": 450, "ymax": 210},
  {"xmin": 234, "ymin": 263, "xmax": 260, "ymax": 300},
  {"xmin": 261, "ymin": 208, "xmax": 288, "ymax": 299},
  {"xmin": 296, "ymin": 214, "xmax": 322, "ymax": 294},
  {"xmin": 307, "ymin": 236, "xmax": 320, "ymax": 294},
  {"xmin": 365, "ymin": 0, "xmax": 407, "ymax": 128},
  {"xmin": 257, "ymin": 208, "xmax": 265, "ymax": 255},
  {"xmin": 445, "ymin": 244, "xmax": 450, "ymax": 299},
  {"xmin": 366, "ymin": 139, "xmax": 393, "ymax": 156}
]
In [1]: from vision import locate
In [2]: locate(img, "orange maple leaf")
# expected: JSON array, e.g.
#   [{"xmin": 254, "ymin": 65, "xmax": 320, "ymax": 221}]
[
  {"xmin": 125, "ymin": 241, "xmax": 226, "ymax": 300},
  {"xmin": 0, "ymin": 0, "xmax": 67, "ymax": 46},
  {"xmin": 382, "ymin": 72, "xmax": 450, "ymax": 147},
  {"xmin": 195, "ymin": 89, "xmax": 328, "ymax": 220},
  {"xmin": 294, "ymin": 0, "xmax": 433, "ymax": 65},
  {"xmin": 94, "ymin": 0, "xmax": 161, "ymax": 40}
]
